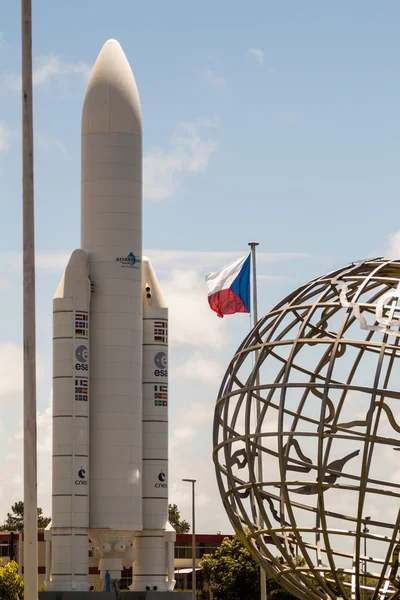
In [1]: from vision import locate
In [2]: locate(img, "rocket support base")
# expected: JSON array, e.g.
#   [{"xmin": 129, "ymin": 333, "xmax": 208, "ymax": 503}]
[{"xmin": 39, "ymin": 593, "xmax": 191, "ymax": 599}]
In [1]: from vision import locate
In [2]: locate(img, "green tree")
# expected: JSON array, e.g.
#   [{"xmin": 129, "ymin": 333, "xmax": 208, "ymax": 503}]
[
  {"xmin": 200, "ymin": 535, "xmax": 304, "ymax": 600},
  {"xmin": 200, "ymin": 535, "xmax": 261, "ymax": 600},
  {"xmin": 200, "ymin": 534, "xmax": 350, "ymax": 600},
  {"xmin": 0, "ymin": 501, "xmax": 51, "ymax": 531},
  {"xmin": 168, "ymin": 504, "xmax": 190, "ymax": 534},
  {"xmin": 0, "ymin": 560, "xmax": 24, "ymax": 599}
]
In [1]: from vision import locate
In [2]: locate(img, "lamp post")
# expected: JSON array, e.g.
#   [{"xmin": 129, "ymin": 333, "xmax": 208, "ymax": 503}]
[
  {"xmin": 363, "ymin": 516, "xmax": 370, "ymax": 600},
  {"xmin": 183, "ymin": 478, "xmax": 196, "ymax": 600}
]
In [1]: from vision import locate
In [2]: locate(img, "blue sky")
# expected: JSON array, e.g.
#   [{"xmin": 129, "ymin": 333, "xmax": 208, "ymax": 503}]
[{"xmin": 1, "ymin": 1, "xmax": 400, "ymax": 533}]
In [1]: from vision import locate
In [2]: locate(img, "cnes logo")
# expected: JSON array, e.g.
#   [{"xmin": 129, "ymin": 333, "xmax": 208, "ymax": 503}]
[
  {"xmin": 155, "ymin": 470, "xmax": 167, "ymax": 489},
  {"xmin": 75, "ymin": 467, "xmax": 88, "ymax": 486}
]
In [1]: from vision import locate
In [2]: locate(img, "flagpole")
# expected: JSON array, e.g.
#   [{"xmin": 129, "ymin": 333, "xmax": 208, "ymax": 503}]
[
  {"xmin": 248, "ymin": 242, "xmax": 267, "ymax": 600},
  {"xmin": 22, "ymin": 0, "xmax": 38, "ymax": 597}
]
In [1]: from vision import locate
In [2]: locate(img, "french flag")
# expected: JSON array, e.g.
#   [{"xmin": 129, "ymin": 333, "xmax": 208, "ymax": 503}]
[{"xmin": 205, "ymin": 254, "xmax": 251, "ymax": 318}]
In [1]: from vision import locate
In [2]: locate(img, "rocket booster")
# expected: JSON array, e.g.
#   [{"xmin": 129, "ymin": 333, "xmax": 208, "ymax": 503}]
[
  {"xmin": 49, "ymin": 250, "xmax": 91, "ymax": 592},
  {"xmin": 46, "ymin": 40, "xmax": 175, "ymax": 592}
]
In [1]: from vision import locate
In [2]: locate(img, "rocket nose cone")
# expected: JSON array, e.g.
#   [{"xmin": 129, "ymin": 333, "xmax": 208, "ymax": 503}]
[{"xmin": 82, "ymin": 39, "xmax": 142, "ymax": 135}]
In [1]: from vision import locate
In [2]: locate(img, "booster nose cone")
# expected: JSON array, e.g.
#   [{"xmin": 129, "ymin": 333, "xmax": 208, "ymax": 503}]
[{"xmin": 82, "ymin": 39, "xmax": 142, "ymax": 135}]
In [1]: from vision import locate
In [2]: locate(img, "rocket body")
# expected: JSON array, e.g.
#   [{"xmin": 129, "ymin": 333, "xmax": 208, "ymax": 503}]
[
  {"xmin": 46, "ymin": 40, "xmax": 175, "ymax": 592},
  {"xmin": 81, "ymin": 39, "xmax": 143, "ymax": 533}
]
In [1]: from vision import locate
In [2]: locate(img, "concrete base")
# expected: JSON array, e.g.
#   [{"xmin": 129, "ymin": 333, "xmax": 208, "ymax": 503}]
[
  {"xmin": 39, "ymin": 595, "xmax": 114, "ymax": 600},
  {"xmin": 44, "ymin": 583, "xmax": 91, "ymax": 592},
  {"xmin": 39, "ymin": 595, "xmax": 113, "ymax": 600},
  {"xmin": 39, "ymin": 593, "xmax": 191, "ymax": 599},
  {"xmin": 126, "ymin": 595, "xmax": 191, "ymax": 600}
]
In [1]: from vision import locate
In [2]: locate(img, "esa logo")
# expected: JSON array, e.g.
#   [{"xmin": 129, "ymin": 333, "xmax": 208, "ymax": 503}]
[
  {"xmin": 155, "ymin": 470, "xmax": 167, "ymax": 489},
  {"xmin": 75, "ymin": 467, "xmax": 88, "ymax": 486},
  {"xmin": 75, "ymin": 345, "xmax": 88, "ymax": 371},
  {"xmin": 154, "ymin": 352, "xmax": 167, "ymax": 377}
]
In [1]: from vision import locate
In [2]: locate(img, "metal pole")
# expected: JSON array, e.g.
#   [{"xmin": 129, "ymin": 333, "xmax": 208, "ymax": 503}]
[
  {"xmin": 183, "ymin": 479, "xmax": 196, "ymax": 600},
  {"xmin": 192, "ymin": 481, "xmax": 196, "ymax": 600},
  {"xmin": 21, "ymin": 1, "xmax": 38, "ymax": 598},
  {"xmin": 363, "ymin": 517, "xmax": 370, "ymax": 600},
  {"xmin": 363, "ymin": 523, "xmax": 366, "ymax": 600},
  {"xmin": 249, "ymin": 242, "xmax": 259, "ymax": 325},
  {"xmin": 248, "ymin": 242, "xmax": 267, "ymax": 600}
]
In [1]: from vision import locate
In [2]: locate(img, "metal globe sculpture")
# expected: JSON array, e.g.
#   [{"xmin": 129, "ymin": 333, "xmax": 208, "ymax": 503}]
[{"xmin": 213, "ymin": 259, "xmax": 400, "ymax": 600}]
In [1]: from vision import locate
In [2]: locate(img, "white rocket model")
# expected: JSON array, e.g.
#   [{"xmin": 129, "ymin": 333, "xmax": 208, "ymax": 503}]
[{"xmin": 45, "ymin": 39, "xmax": 175, "ymax": 593}]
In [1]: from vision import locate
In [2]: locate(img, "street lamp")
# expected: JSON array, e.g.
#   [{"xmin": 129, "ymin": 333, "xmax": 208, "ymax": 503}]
[
  {"xmin": 363, "ymin": 516, "xmax": 371, "ymax": 600},
  {"xmin": 183, "ymin": 478, "xmax": 196, "ymax": 600}
]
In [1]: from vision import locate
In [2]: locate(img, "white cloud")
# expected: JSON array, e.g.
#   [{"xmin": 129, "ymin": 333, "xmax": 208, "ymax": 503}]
[
  {"xmin": 174, "ymin": 351, "xmax": 225, "ymax": 388},
  {"xmin": 35, "ymin": 251, "xmax": 72, "ymax": 269},
  {"xmin": 0, "ymin": 344, "xmax": 27, "ymax": 397},
  {"xmin": 257, "ymin": 274, "xmax": 291, "ymax": 281},
  {"xmin": 169, "ymin": 445, "xmax": 231, "ymax": 532},
  {"xmin": 146, "ymin": 249, "xmax": 309, "ymax": 273},
  {"xmin": 173, "ymin": 427, "xmax": 197, "ymax": 441},
  {"xmin": 248, "ymin": 48, "xmax": 264, "ymax": 67},
  {"xmin": 162, "ymin": 268, "xmax": 226, "ymax": 350},
  {"xmin": 170, "ymin": 427, "xmax": 197, "ymax": 451},
  {"xmin": 0, "ymin": 277, "xmax": 11, "ymax": 290},
  {"xmin": 34, "ymin": 56, "xmax": 66, "ymax": 86},
  {"xmin": 200, "ymin": 68, "xmax": 225, "ymax": 89},
  {"xmin": 144, "ymin": 119, "xmax": 219, "ymax": 201},
  {"xmin": 0, "ymin": 251, "xmax": 72, "ymax": 273},
  {"xmin": 0, "ymin": 248, "xmax": 308, "ymax": 291},
  {"xmin": 185, "ymin": 401, "xmax": 214, "ymax": 426},
  {"xmin": 4, "ymin": 55, "xmax": 91, "ymax": 91},
  {"xmin": 1, "ymin": 391, "xmax": 53, "ymax": 520},
  {"xmin": 0, "ymin": 122, "xmax": 10, "ymax": 150},
  {"xmin": 35, "ymin": 132, "xmax": 66, "ymax": 155},
  {"xmin": 384, "ymin": 231, "xmax": 400, "ymax": 259},
  {"xmin": 0, "ymin": 343, "xmax": 45, "ymax": 399},
  {"xmin": 37, "ymin": 390, "xmax": 52, "ymax": 455},
  {"xmin": 168, "ymin": 407, "xmax": 231, "ymax": 531}
]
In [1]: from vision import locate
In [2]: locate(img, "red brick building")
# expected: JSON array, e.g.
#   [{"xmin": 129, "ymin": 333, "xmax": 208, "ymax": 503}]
[{"xmin": 0, "ymin": 531, "xmax": 233, "ymax": 592}]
